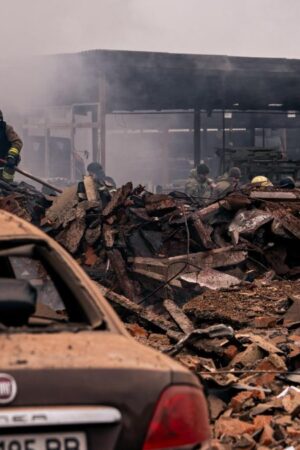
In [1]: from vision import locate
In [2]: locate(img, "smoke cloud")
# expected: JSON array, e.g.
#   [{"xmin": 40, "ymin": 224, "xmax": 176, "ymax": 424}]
[
  {"xmin": 0, "ymin": 0, "xmax": 299, "ymax": 59},
  {"xmin": 0, "ymin": 0, "xmax": 298, "ymax": 187}
]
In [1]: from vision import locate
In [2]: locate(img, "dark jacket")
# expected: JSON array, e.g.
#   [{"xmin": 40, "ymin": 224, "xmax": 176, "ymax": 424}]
[{"xmin": 0, "ymin": 121, "xmax": 23, "ymax": 162}]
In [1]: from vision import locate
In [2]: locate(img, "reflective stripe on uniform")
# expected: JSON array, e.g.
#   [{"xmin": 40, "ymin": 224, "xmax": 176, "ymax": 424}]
[
  {"xmin": 2, "ymin": 170, "xmax": 14, "ymax": 181},
  {"xmin": 8, "ymin": 147, "xmax": 20, "ymax": 157}
]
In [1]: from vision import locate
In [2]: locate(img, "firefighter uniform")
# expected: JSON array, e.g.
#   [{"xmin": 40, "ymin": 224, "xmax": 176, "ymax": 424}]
[
  {"xmin": 0, "ymin": 110, "xmax": 23, "ymax": 183},
  {"xmin": 185, "ymin": 164, "xmax": 215, "ymax": 203},
  {"xmin": 214, "ymin": 167, "xmax": 242, "ymax": 199}
]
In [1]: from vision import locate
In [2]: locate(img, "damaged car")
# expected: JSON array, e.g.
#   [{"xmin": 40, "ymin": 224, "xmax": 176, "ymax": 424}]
[{"xmin": 0, "ymin": 210, "xmax": 210, "ymax": 450}]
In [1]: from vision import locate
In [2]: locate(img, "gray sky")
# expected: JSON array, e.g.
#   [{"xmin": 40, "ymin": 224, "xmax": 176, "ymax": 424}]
[{"xmin": 1, "ymin": 0, "xmax": 299, "ymax": 58}]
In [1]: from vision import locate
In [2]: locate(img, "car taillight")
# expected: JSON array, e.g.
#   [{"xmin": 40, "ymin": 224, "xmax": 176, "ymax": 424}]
[{"xmin": 143, "ymin": 385, "xmax": 210, "ymax": 450}]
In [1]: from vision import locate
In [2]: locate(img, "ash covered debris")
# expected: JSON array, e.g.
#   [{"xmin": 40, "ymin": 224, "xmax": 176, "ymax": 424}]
[
  {"xmin": 2, "ymin": 179, "xmax": 300, "ymax": 448},
  {"xmin": 0, "ymin": 179, "xmax": 52, "ymax": 223},
  {"xmin": 39, "ymin": 180, "xmax": 300, "ymax": 302}
]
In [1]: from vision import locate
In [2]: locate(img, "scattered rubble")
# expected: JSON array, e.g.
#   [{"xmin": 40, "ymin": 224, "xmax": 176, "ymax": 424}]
[{"xmin": 2, "ymin": 179, "xmax": 300, "ymax": 448}]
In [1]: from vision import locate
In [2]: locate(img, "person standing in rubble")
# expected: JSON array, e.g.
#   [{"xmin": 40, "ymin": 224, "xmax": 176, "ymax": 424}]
[
  {"xmin": 0, "ymin": 110, "xmax": 23, "ymax": 183},
  {"xmin": 279, "ymin": 176, "xmax": 296, "ymax": 189},
  {"xmin": 185, "ymin": 163, "xmax": 215, "ymax": 203},
  {"xmin": 214, "ymin": 166, "xmax": 241, "ymax": 199},
  {"xmin": 251, "ymin": 175, "xmax": 273, "ymax": 187},
  {"xmin": 87, "ymin": 162, "xmax": 116, "ymax": 188},
  {"xmin": 77, "ymin": 162, "xmax": 116, "ymax": 202}
]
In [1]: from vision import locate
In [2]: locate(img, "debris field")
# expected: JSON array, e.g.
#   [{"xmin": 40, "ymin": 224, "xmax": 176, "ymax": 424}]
[{"xmin": 2, "ymin": 178, "xmax": 300, "ymax": 449}]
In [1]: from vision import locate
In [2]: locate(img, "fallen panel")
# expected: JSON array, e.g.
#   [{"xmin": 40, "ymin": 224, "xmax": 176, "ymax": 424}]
[
  {"xmin": 166, "ymin": 246, "xmax": 247, "ymax": 276},
  {"xmin": 250, "ymin": 190, "xmax": 300, "ymax": 200},
  {"xmin": 180, "ymin": 268, "xmax": 241, "ymax": 290},
  {"xmin": 130, "ymin": 247, "xmax": 247, "ymax": 279},
  {"xmin": 229, "ymin": 209, "xmax": 273, "ymax": 236}
]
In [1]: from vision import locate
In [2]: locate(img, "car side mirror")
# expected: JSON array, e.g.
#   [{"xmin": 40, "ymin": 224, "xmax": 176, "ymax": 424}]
[{"xmin": 0, "ymin": 279, "xmax": 37, "ymax": 326}]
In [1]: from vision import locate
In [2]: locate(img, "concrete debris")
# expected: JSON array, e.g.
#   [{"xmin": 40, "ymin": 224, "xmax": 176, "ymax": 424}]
[{"xmin": 2, "ymin": 182, "xmax": 300, "ymax": 448}]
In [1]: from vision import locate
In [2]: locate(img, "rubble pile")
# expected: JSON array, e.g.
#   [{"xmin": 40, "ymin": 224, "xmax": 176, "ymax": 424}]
[
  {"xmin": 117, "ymin": 280, "xmax": 300, "ymax": 449},
  {"xmin": 41, "ymin": 182, "xmax": 300, "ymax": 302},
  {"xmin": 2, "ymin": 179, "xmax": 300, "ymax": 447},
  {"xmin": 0, "ymin": 179, "xmax": 51, "ymax": 223},
  {"xmin": 42, "ymin": 181, "xmax": 300, "ymax": 448}
]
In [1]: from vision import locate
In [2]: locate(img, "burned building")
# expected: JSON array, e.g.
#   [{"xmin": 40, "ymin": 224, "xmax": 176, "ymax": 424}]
[{"xmin": 3, "ymin": 49, "xmax": 300, "ymax": 187}]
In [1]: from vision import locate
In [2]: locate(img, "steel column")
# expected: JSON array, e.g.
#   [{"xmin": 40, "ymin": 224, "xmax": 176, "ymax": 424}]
[{"xmin": 193, "ymin": 109, "xmax": 201, "ymax": 166}]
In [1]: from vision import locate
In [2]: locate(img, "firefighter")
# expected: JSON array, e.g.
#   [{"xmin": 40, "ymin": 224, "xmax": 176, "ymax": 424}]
[
  {"xmin": 279, "ymin": 177, "xmax": 295, "ymax": 189},
  {"xmin": 77, "ymin": 162, "xmax": 116, "ymax": 202},
  {"xmin": 251, "ymin": 175, "xmax": 273, "ymax": 187},
  {"xmin": 0, "ymin": 110, "xmax": 23, "ymax": 183},
  {"xmin": 185, "ymin": 163, "xmax": 215, "ymax": 202},
  {"xmin": 214, "ymin": 166, "xmax": 241, "ymax": 199}
]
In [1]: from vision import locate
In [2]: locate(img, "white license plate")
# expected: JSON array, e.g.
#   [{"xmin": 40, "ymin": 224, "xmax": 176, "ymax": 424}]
[{"xmin": 0, "ymin": 433, "xmax": 87, "ymax": 450}]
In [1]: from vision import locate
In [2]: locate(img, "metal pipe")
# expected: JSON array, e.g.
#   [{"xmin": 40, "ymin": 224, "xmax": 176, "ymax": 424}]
[{"xmin": 0, "ymin": 159, "xmax": 62, "ymax": 193}]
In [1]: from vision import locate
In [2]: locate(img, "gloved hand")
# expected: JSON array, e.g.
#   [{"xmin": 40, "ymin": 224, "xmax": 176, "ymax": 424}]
[
  {"xmin": 2, "ymin": 148, "xmax": 20, "ymax": 183},
  {"xmin": 6, "ymin": 147, "xmax": 20, "ymax": 168}
]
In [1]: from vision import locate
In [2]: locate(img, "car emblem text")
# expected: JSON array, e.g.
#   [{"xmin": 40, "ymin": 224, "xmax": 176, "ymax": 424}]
[{"xmin": 0, "ymin": 374, "xmax": 17, "ymax": 404}]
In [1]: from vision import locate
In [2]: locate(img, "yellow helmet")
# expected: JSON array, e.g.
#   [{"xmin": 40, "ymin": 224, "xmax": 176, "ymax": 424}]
[{"xmin": 251, "ymin": 176, "xmax": 273, "ymax": 187}]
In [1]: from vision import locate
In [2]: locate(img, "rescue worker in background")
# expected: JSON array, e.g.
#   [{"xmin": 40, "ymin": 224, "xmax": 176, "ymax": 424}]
[
  {"xmin": 214, "ymin": 166, "xmax": 241, "ymax": 199},
  {"xmin": 77, "ymin": 162, "xmax": 116, "ymax": 203},
  {"xmin": 185, "ymin": 163, "xmax": 215, "ymax": 203},
  {"xmin": 251, "ymin": 176, "xmax": 273, "ymax": 187},
  {"xmin": 279, "ymin": 177, "xmax": 296, "ymax": 189},
  {"xmin": 87, "ymin": 162, "xmax": 116, "ymax": 188},
  {"xmin": 0, "ymin": 110, "xmax": 23, "ymax": 183}
]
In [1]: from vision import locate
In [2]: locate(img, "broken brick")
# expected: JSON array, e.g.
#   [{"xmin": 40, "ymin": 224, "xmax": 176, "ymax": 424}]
[
  {"xmin": 253, "ymin": 316, "xmax": 277, "ymax": 328},
  {"xmin": 259, "ymin": 424, "xmax": 274, "ymax": 446},
  {"xmin": 223, "ymin": 345, "xmax": 239, "ymax": 361},
  {"xmin": 215, "ymin": 418, "xmax": 256, "ymax": 438},
  {"xmin": 230, "ymin": 390, "xmax": 265, "ymax": 412}
]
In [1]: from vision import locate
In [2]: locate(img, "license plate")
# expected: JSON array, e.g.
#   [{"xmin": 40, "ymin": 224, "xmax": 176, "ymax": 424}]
[{"xmin": 0, "ymin": 433, "xmax": 87, "ymax": 450}]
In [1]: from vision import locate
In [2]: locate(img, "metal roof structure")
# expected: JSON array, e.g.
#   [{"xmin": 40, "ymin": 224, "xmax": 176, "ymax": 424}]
[
  {"xmin": 26, "ymin": 49, "xmax": 300, "ymax": 112},
  {"xmin": 3, "ymin": 49, "xmax": 299, "ymax": 112}
]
